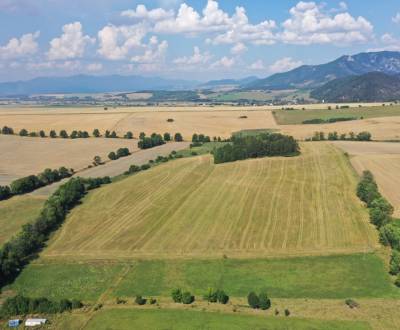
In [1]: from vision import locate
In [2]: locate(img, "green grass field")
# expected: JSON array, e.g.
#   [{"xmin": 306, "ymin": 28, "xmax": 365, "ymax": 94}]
[
  {"xmin": 273, "ymin": 106, "xmax": 400, "ymax": 125},
  {"xmin": 41, "ymin": 143, "xmax": 377, "ymax": 260},
  {"xmin": 84, "ymin": 309, "xmax": 371, "ymax": 330},
  {"xmin": 0, "ymin": 195, "xmax": 45, "ymax": 245},
  {"xmin": 7, "ymin": 254, "xmax": 398, "ymax": 302}
]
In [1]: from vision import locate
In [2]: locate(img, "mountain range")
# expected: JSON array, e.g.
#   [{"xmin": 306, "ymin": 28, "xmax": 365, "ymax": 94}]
[{"xmin": 1, "ymin": 51, "xmax": 400, "ymax": 97}]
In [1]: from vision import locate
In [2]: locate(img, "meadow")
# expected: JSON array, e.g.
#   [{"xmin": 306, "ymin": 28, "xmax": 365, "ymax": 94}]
[
  {"xmin": 0, "ymin": 195, "xmax": 45, "ymax": 245},
  {"xmin": 334, "ymin": 141, "xmax": 400, "ymax": 217},
  {"xmin": 41, "ymin": 143, "xmax": 377, "ymax": 260},
  {"xmin": 273, "ymin": 105, "xmax": 400, "ymax": 125}
]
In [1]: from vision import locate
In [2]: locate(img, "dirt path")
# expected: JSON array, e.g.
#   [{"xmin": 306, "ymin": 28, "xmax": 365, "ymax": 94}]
[{"xmin": 31, "ymin": 142, "xmax": 190, "ymax": 197}]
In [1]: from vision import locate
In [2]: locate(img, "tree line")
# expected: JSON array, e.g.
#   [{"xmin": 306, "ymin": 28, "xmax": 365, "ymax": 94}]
[
  {"xmin": 108, "ymin": 147, "xmax": 130, "ymax": 161},
  {"xmin": 0, "ymin": 176, "xmax": 111, "ymax": 288},
  {"xmin": 357, "ymin": 171, "xmax": 400, "ymax": 287},
  {"xmin": 0, "ymin": 295, "xmax": 83, "ymax": 318},
  {"xmin": 213, "ymin": 133, "xmax": 300, "ymax": 164},
  {"xmin": 0, "ymin": 167, "xmax": 73, "ymax": 201},
  {"xmin": 137, "ymin": 132, "xmax": 183, "ymax": 150},
  {"xmin": 302, "ymin": 117, "xmax": 358, "ymax": 124},
  {"xmin": 1, "ymin": 126, "xmax": 134, "ymax": 140},
  {"xmin": 308, "ymin": 131, "xmax": 372, "ymax": 141}
]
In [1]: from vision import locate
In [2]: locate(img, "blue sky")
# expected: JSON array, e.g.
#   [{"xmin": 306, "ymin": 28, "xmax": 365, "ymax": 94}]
[{"xmin": 1, "ymin": 0, "xmax": 400, "ymax": 82}]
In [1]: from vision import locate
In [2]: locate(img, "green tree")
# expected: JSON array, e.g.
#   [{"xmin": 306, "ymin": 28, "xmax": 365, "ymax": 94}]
[
  {"xmin": 93, "ymin": 129, "xmax": 100, "ymax": 137},
  {"xmin": 70, "ymin": 130, "xmax": 78, "ymax": 139},
  {"xmin": 134, "ymin": 295, "xmax": 146, "ymax": 305},
  {"xmin": 258, "ymin": 292, "xmax": 271, "ymax": 310},
  {"xmin": 110, "ymin": 131, "xmax": 117, "ymax": 138},
  {"xmin": 192, "ymin": 133, "xmax": 199, "ymax": 142},
  {"xmin": 108, "ymin": 152, "xmax": 117, "ymax": 160},
  {"xmin": 124, "ymin": 131, "xmax": 133, "ymax": 139},
  {"xmin": 39, "ymin": 130, "xmax": 46, "ymax": 138},
  {"xmin": 171, "ymin": 289, "xmax": 182, "ymax": 303},
  {"xmin": 216, "ymin": 290, "xmax": 229, "ymax": 304},
  {"xmin": 19, "ymin": 129, "xmax": 28, "ymax": 136},
  {"xmin": 181, "ymin": 291, "xmax": 194, "ymax": 304},
  {"xmin": 174, "ymin": 133, "xmax": 183, "ymax": 142},
  {"xmin": 50, "ymin": 130, "xmax": 57, "ymax": 138},
  {"xmin": 164, "ymin": 132, "xmax": 171, "ymax": 141},
  {"xmin": 389, "ymin": 250, "xmax": 400, "ymax": 275},
  {"xmin": 247, "ymin": 292, "xmax": 259, "ymax": 309},
  {"xmin": 93, "ymin": 156, "xmax": 102, "ymax": 165},
  {"xmin": 139, "ymin": 132, "xmax": 146, "ymax": 140},
  {"xmin": 60, "ymin": 130, "xmax": 69, "ymax": 138},
  {"xmin": 105, "ymin": 130, "xmax": 111, "ymax": 138}
]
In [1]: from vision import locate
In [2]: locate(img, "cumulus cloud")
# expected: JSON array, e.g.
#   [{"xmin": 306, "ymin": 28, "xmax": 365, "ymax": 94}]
[
  {"xmin": 87, "ymin": 63, "xmax": 103, "ymax": 72},
  {"xmin": 48, "ymin": 22, "xmax": 94, "ymax": 60},
  {"xmin": 368, "ymin": 33, "xmax": 400, "ymax": 52},
  {"xmin": 230, "ymin": 42, "xmax": 247, "ymax": 55},
  {"xmin": 121, "ymin": 4, "xmax": 174, "ymax": 21},
  {"xmin": 393, "ymin": 13, "xmax": 400, "ymax": 24},
  {"xmin": 211, "ymin": 56, "xmax": 235, "ymax": 69},
  {"xmin": 269, "ymin": 57, "xmax": 303, "ymax": 73},
  {"xmin": 0, "ymin": 31, "xmax": 40, "ymax": 59},
  {"xmin": 131, "ymin": 36, "xmax": 168, "ymax": 63},
  {"xmin": 248, "ymin": 60, "xmax": 266, "ymax": 70},
  {"xmin": 173, "ymin": 46, "xmax": 212, "ymax": 65},
  {"xmin": 280, "ymin": 1, "xmax": 373, "ymax": 45}
]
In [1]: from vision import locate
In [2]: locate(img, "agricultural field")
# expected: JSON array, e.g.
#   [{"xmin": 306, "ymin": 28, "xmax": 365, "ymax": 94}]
[
  {"xmin": 273, "ymin": 105, "xmax": 400, "ymax": 125},
  {"xmin": 41, "ymin": 142, "xmax": 377, "ymax": 260},
  {"xmin": 0, "ymin": 134, "xmax": 139, "ymax": 185},
  {"xmin": 0, "ymin": 195, "xmax": 45, "ymax": 245},
  {"xmin": 334, "ymin": 141, "xmax": 400, "ymax": 217}
]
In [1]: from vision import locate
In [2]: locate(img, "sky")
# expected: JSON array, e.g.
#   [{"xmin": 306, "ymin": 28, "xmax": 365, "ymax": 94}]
[{"xmin": 1, "ymin": 0, "xmax": 400, "ymax": 82}]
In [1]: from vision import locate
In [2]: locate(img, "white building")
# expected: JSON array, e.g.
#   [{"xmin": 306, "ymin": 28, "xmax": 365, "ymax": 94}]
[{"xmin": 25, "ymin": 318, "xmax": 47, "ymax": 327}]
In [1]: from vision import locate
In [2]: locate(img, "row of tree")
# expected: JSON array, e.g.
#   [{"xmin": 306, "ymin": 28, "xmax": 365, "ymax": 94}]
[
  {"xmin": 309, "ymin": 131, "xmax": 372, "ymax": 141},
  {"xmin": 213, "ymin": 133, "xmax": 300, "ymax": 164},
  {"xmin": 302, "ymin": 117, "xmax": 357, "ymax": 124},
  {"xmin": 108, "ymin": 147, "xmax": 130, "ymax": 161},
  {"xmin": 1, "ymin": 126, "xmax": 134, "ymax": 140},
  {"xmin": 357, "ymin": 171, "xmax": 400, "ymax": 286},
  {"xmin": 0, "ymin": 177, "xmax": 111, "ymax": 288},
  {"xmin": 0, "ymin": 167, "xmax": 73, "ymax": 201},
  {"xmin": 0, "ymin": 295, "xmax": 83, "ymax": 318}
]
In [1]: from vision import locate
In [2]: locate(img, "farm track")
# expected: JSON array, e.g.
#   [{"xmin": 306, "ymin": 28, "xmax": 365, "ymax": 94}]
[{"xmin": 42, "ymin": 142, "xmax": 378, "ymax": 260}]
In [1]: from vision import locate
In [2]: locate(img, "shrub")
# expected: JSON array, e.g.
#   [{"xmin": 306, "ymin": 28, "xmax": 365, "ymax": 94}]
[
  {"xmin": 49, "ymin": 130, "xmax": 57, "ymax": 138},
  {"xmin": 70, "ymin": 130, "xmax": 78, "ymax": 139},
  {"xmin": 389, "ymin": 250, "xmax": 400, "ymax": 275},
  {"xmin": 135, "ymin": 295, "xmax": 146, "ymax": 305},
  {"xmin": 141, "ymin": 164, "xmax": 151, "ymax": 171},
  {"xmin": 149, "ymin": 298, "xmax": 157, "ymax": 305},
  {"xmin": 395, "ymin": 276, "xmax": 400, "ymax": 288},
  {"xmin": 93, "ymin": 129, "xmax": 100, "ymax": 137},
  {"xmin": 116, "ymin": 147, "xmax": 130, "ymax": 158},
  {"xmin": 284, "ymin": 309, "xmax": 291, "ymax": 316},
  {"xmin": 247, "ymin": 292, "xmax": 260, "ymax": 309},
  {"xmin": 345, "ymin": 299, "xmax": 359, "ymax": 309},
  {"xmin": 0, "ymin": 185, "xmax": 12, "ymax": 201},
  {"xmin": 379, "ymin": 222, "xmax": 400, "ymax": 250},
  {"xmin": 1, "ymin": 126, "xmax": 14, "ymax": 135},
  {"xmin": 174, "ymin": 133, "xmax": 183, "ymax": 142},
  {"xmin": 216, "ymin": 290, "xmax": 229, "ymax": 304},
  {"xmin": 110, "ymin": 131, "xmax": 117, "ymax": 138},
  {"xmin": 171, "ymin": 289, "xmax": 182, "ymax": 303},
  {"xmin": 124, "ymin": 131, "xmax": 133, "ymax": 139},
  {"xmin": 167, "ymin": 118, "xmax": 174, "ymax": 122},
  {"xmin": 39, "ymin": 130, "xmax": 46, "ymax": 138},
  {"xmin": 60, "ymin": 130, "xmax": 69, "ymax": 138},
  {"xmin": 203, "ymin": 288, "xmax": 218, "ymax": 303},
  {"xmin": 181, "ymin": 291, "xmax": 195, "ymax": 304},
  {"xmin": 258, "ymin": 292, "xmax": 271, "ymax": 310},
  {"xmin": 164, "ymin": 133, "xmax": 171, "ymax": 141},
  {"xmin": 19, "ymin": 129, "xmax": 28, "ymax": 136},
  {"xmin": 108, "ymin": 151, "xmax": 117, "ymax": 160}
]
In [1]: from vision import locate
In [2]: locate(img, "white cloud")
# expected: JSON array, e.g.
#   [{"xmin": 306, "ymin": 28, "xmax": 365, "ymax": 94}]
[
  {"xmin": 173, "ymin": 46, "xmax": 212, "ymax": 65},
  {"xmin": 121, "ymin": 4, "xmax": 174, "ymax": 21},
  {"xmin": 27, "ymin": 60, "xmax": 82, "ymax": 71},
  {"xmin": 87, "ymin": 63, "xmax": 103, "ymax": 72},
  {"xmin": 0, "ymin": 31, "xmax": 39, "ymax": 59},
  {"xmin": 211, "ymin": 56, "xmax": 235, "ymax": 69},
  {"xmin": 393, "ymin": 13, "xmax": 400, "ymax": 24},
  {"xmin": 368, "ymin": 33, "xmax": 400, "ymax": 52},
  {"xmin": 248, "ymin": 60, "xmax": 266, "ymax": 70},
  {"xmin": 280, "ymin": 1, "xmax": 373, "ymax": 45},
  {"xmin": 97, "ymin": 24, "xmax": 148, "ymax": 60},
  {"xmin": 339, "ymin": 2, "xmax": 348, "ymax": 11},
  {"xmin": 230, "ymin": 42, "xmax": 247, "ymax": 55},
  {"xmin": 269, "ymin": 57, "xmax": 303, "ymax": 73},
  {"xmin": 48, "ymin": 22, "xmax": 94, "ymax": 60},
  {"xmin": 131, "ymin": 36, "xmax": 168, "ymax": 63}
]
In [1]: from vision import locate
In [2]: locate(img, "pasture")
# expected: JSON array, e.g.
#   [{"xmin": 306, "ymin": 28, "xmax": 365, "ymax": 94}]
[
  {"xmin": 334, "ymin": 141, "xmax": 400, "ymax": 217},
  {"xmin": 0, "ymin": 195, "xmax": 45, "ymax": 245},
  {"xmin": 273, "ymin": 105, "xmax": 400, "ymax": 125},
  {"xmin": 41, "ymin": 142, "xmax": 377, "ymax": 260},
  {"xmin": 0, "ymin": 134, "xmax": 138, "ymax": 185},
  {"xmin": 7, "ymin": 254, "xmax": 398, "ymax": 302}
]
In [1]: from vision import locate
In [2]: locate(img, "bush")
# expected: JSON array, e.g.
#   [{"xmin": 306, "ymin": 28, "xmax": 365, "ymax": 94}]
[
  {"xmin": 149, "ymin": 298, "xmax": 157, "ymax": 305},
  {"xmin": 108, "ymin": 151, "xmax": 117, "ymax": 160},
  {"xmin": 1, "ymin": 126, "xmax": 14, "ymax": 135},
  {"xmin": 203, "ymin": 288, "xmax": 218, "ymax": 303},
  {"xmin": 0, "ymin": 185, "xmax": 12, "ymax": 201},
  {"xmin": 284, "ymin": 309, "xmax": 290, "ymax": 316},
  {"xmin": 181, "ymin": 291, "xmax": 195, "ymax": 304},
  {"xmin": 174, "ymin": 133, "xmax": 183, "ymax": 142},
  {"xmin": 60, "ymin": 130, "xmax": 69, "ymax": 138},
  {"xmin": 379, "ymin": 222, "xmax": 400, "ymax": 250},
  {"xmin": 345, "ymin": 299, "xmax": 359, "ymax": 309},
  {"xmin": 164, "ymin": 133, "xmax": 171, "ymax": 141},
  {"xmin": 135, "ymin": 295, "xmax": 146, "ymax": 305},
  {"xmin": 216, "ymin": 290, "xmax": 229, "ymax": 304},
  {"xmin": 171, "ymin": 289, "xmax": 182, "ymax": 303},
  {"xmin": 19, "ymin": 128, "xmax": 28, "ymax": 136},
  {"xmin": 39, "ymin": 130, "xmax": 46, "ymax": 138},
  {"xmin": 141, "ymin": 164, "xmax": 151, "ymax": 171},
  {"xmin": 49, "ymin": 130, "xmax": 57, "ymax": 138},
  {"xmin": 247, "ymin": 292, "xmax": 260, "ymax": 309},
  {"xmin": 258, "ymin": 292, "xmax": 271, "ymax": 310},
  {"xmin": 389, "ymin": 250, "xmax": 400, "ymax": 275},
  {"xmin": 395, "ymin": 276, "xmax": 400, "ymax": 288},
  {"xmin": 116, "ymin": 148, "xmax": 130, "ymax": 158},
  {"xmin": 93, "ymin": 129, "xmax": 100, "ymax": 137},
  {"xmin": 124, "ymin": 131, "xmax": 133, "ymax": 139}
]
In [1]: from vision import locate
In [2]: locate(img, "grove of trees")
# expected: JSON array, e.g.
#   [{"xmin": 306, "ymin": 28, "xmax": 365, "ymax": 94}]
[
  {"xmin": 138, "ymin": 133, "xmax": 165, "ymax": 149},
  {"xmin": 310, "ymin": 131, "xmax": 372, "ymax": 141}
]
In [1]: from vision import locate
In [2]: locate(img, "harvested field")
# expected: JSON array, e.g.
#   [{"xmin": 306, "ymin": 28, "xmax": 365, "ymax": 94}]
[
  {"xmin": 281, "ymin": 116, "xmax": 400, "ymax": 141},
  {"xmin": 42, "ymin": 142, "xmax": 377, "ymax": 260},
  {"xmin": 0, "ymin": 195, "xmax": 45, "ymax": 245},
  {"xmin": 334, "ymin": 141, "xmax": 400, "ymax": 217},
  {"xmin": 0, "ymin": 134, "xmax": 139, "ymax": 185},
  {"xmin": 0, "ymin": 106, "xmax": 278, "ymax": 140}
]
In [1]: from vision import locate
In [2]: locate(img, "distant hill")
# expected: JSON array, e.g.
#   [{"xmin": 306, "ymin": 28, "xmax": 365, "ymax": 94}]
[
  {"xmin": 0, "ymin": 74, "xmax": 199, "ymax": 96},
  {"xmin": 310, "ymin": 72, "xmax": 400, "ymax": 102},
  {"xmin": 200, "ymin": 76, "xmax": 258, "ymax": 90},
  {"xmin": 246, "ymin": 51, "xmax": 400, "ymax": 90}
]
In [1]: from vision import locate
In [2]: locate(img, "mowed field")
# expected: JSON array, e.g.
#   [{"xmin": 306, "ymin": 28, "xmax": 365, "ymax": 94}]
[
  {"xmin": 0, "ymin": 106, "xmax": 278, "ymax": 140},
  {"xmin": 334, "ymin": 141, "xmax": 400, "ymax": 217},
  {"xmin": 0, "ymin": 134, "xmax": 139, "ymax": 185},
  {"xmin": 41, "ymin": 142, "xmax": 377, "ymax": 260}
]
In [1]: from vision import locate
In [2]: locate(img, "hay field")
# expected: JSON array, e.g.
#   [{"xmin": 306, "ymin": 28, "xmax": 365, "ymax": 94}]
[
  {"xmin": 0, "ymin": 195, "xmax": 45, "ymax": 245},
  {"xmin": 0, "ymin": 135, "xmax": 138, "ymax": 185},
  {"xmin": 334, "ymin": 141, "xmax": 400, "ymax": 217},
  {"xmin": 0, "ymin": 106, "xmax": 278, "ymax": 139},
  {"xmin": 281, "ymin": 116, "xmax": 400, "ymax": 141},
  {"xmin": 42, "ymin": 142, "xmax": 377, "ymax": 260}
]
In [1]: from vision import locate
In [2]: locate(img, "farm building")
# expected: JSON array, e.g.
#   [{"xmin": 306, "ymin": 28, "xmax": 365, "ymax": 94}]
[{"xmin": 25, "ymin": 318, "xmax": 47, "ymax": 327}]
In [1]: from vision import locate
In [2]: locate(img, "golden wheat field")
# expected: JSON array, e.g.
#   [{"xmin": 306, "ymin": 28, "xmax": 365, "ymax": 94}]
[
  {"xmin": 334, "ymin": 141, "xmax": 400, "ymax": 217},
  {"xmin": 0, "ymin": 106, "xmax": 278, "ymax": 140},
  {"xmin": 41, "ymin": 142, "xmax": 377, "ymax": 261},
  {"xmin": 0, "ymin": 134, "xmax": 138, "ymax": 185}
]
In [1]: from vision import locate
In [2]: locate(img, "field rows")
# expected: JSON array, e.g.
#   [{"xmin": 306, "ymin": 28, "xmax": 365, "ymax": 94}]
[{"xmin": 43, "ymin": 142, "xmax": 377, "ymax": 260}]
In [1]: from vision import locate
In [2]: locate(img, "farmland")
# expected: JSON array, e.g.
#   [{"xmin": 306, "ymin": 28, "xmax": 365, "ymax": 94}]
[
  {"xmin": 0, "ymin": 195, "xmax": 45, "ymax": 245},
  {"xmin": 40, "ymin": 142, "xmax": 376, "ymax": 260},
  {"xmin": 334, "ymin": 141, "xmax": 400, "ymax": 217},
  {"xmin": 0, "ymin": 134, "xmax": 139, "ymax": 185}
]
